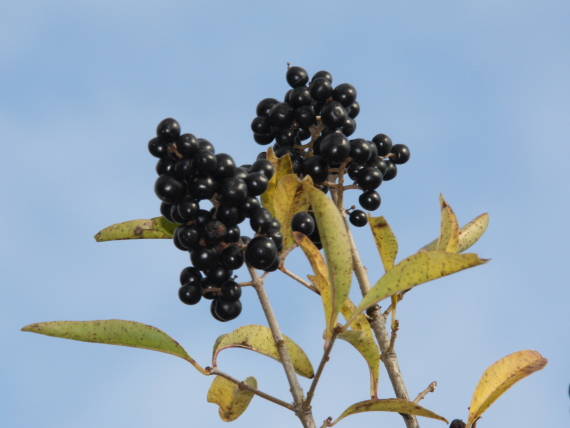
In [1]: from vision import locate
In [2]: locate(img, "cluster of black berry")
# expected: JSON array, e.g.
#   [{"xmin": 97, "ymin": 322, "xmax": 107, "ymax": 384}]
[
  {"xmin": 148, "ymin": 118, "xmax": 281, "ymax": 321},
  {"xmin": 250, "ymin": 65, "xmax": 411, "ymax": 228}
]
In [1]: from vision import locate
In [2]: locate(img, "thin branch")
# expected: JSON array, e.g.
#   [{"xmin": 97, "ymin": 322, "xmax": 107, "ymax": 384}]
[
  {"xmin": 413, "ymin": 381, "xmax": 438, "ymax": 403},
  {"xmin": 342, "ymin": 215, "xmax": 420, "ymax": 428},
  {"xmin": 249, "ymin": 266, "xmax": 316, "ymax": 428},
  {"xmin": 208, "ymin": 368, "xmax": 295, "ymax": 411},
  {"xmin": 388, "ymin": 319, "xmax": 399, "ymax": 354},
  {"xmin": 280, "ymin": 265, "xmax": 320, "ymax": 294},
  {"xmin": 304, "ymin": 334, "xmax": 337, "ymax": 407},
  {"xmin": 320, "ymin": 417, "xmax": 334, "ymax": 428}
]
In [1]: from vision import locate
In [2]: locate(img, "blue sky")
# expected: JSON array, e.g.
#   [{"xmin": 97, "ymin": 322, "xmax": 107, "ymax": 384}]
[{"xmin": 2, "ymin": 1, "xmax": 569, "ymax": 427}]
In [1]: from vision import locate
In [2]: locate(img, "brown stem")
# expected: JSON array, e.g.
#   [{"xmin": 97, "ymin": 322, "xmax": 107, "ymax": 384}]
[
  {"xmin": 342, "ymin": 216, "xmax": 420, "ymax": 428},
  {"xmin": 304, "ymin": 333, "xmax": 337, "ymax": 408},
  {"xmin": 249, "ymin": 266, "xmax": 316, "ymax": 428},
  {"xmin": 208, "ymin": 368, "xmax": 295, "ymax": 410},
  {"xmin": 280, "ymin": 265, "xmax": 320, "ymax": 294},
  {"xmin": 413, "ymin": 381, "xmax": 438, "ymax": 403}
]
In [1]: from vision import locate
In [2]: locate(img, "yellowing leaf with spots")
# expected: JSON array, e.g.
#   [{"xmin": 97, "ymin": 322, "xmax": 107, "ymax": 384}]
[
  {"xmin": 212, "ymin": 325, "xmax": 314, "ymax": 378},
  {"xmin": 338, "ymin": 330, "xmax": 381, "ymax": 398},
  {"xmin": 422, "ymin": 213, "xmax": 489, "ymax": 253},
  {"xmin": 21, "ymin": 319, "xmax": 205, "ymax": 373},
  {"xmin": 94, "ymin": 217, "xmax": 177, "ymax": 241},
  {"xmin": 295, "ymin": 232, "xmax": 333, "ymax": 336},
  {"xmin": 369, "ymin": 216, "xmax": 398, "ymax": 272},
  {"xmin": 333, "ymin": 398, "xmax": 448, "ymax": 425},
  {"xmin": 350, "ymin": 251, "xmax": 488, "ymax": 323},
  {"xmin": 466, "ymin": 350, "xmax": 547, "ymax": 428},
  {"xmin": 262, "ymin": 149, "xmax": 293, "ymax": 215},
  {"xmin": 207, "ymin": 376, "xmax": 257, "ymax": 421},
  {"xmin": 305, "ymin": 181, "xmax": 353, "ymax": 335},
  {"xmin": 436, "ymin": 195, "xmax": 460, "ymax": 252}
]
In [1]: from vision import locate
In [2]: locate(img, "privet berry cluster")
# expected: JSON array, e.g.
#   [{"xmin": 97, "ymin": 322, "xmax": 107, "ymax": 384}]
[
  {"xmin": 148, "ymin": 118, "xmax": 280, "ymax": 321},
  {"xmin": 250, "ymin": 65, "xmax": 411, "ymax": 230}
]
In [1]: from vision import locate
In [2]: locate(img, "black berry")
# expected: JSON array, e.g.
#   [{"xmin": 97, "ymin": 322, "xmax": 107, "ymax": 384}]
[
  {"xmin": 372, "ymin": 133, "xmax": 393, "ymax": 156},
  {"xmin": 286, "ymin": 66, "xmax": 309, "ymax": 88},
  {"xmin": 356, "ymin": 167, "xmax": 383, "ymax": 190},
  {"xmin": 349, "ymin": 210, "xmax": 368, "ymax": 227},
  {"xmin": 179, "ymin": 284, "xmax": 202, "ymax": 305},
  {"xmin": 390, "ymin": 144, "xmax": 410, "ymax": 164},
  {"xmin": 292, "ymin": 212, "xmax": 315, "ymax": 235},
  {"xmin": 156, "ymin": 118, "xmax": 180, "ymax": 142},
  {"xmin": 359, "ymin": 190, "xmax": 381, "ymax": 211},
  {"xmin": 154, "ymin": 175, "xmax": 185, "ymax": 204},
  {"xmin": 245, "ymin": 237, "xmax": 278, "ymax": 270}
]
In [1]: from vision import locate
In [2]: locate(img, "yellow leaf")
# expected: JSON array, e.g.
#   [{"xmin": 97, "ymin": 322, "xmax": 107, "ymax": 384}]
[
  {"xmin": 305, "ymin": 181, "xmax": 353, "ymax": 336},
  {"xmin": 21, "ymin": 319, "xmax": 205, "ymax": 373},
  {"xmin": 207, "ymin": 376, "xmax": 257, "ymax": 421},
  {"xmin": 341, "ymin": 299, "xmax": 372, "ymax": 334},
  {"xmin": 212, "ymin": 324, "xmax": 314, "ymax": 378},
  {"xmin": 422, "ymin": 213, "xmax": 489, "ymax": 253},
  {"xmin": 338, "ymin": 330, "xmax": 381, "ymax": 398},
  {"xmin": 369, "ymin": 216, "xmax": 398, "ymax": 272},
  {"xmin": 262, "ymin": 150, "xmax": 293, "ymax": 215},
  {"xmin": 333, "ymin": 398, "xmax": 448, "ymax": 425},
  {"xmin": 94, "ymin": 217, "xmax": 177, "ymax": 242},
  {"xmin": 350, "ymin": 251, "xmax": 488, "ymax": 323},
  {"xmin": 457, "ymin": 213, "xmax": 489, "ymax": 253},
  {"xmin": 437, "ymin": 194, "xmax": 460, "ymax": 252},
  {"xmin": 466, "ymin": 350, "xmax": 547, "ymax": 427}
]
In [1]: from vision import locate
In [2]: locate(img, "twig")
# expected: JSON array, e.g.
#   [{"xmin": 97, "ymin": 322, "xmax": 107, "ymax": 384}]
[
  {"xmin": 413, "ymin": 381, "xmax": 437, "ymax": 403},
  {"xmin": 342, "ymin": 215, "xmax": 419, "ymax": 428},
  {"xmin": 208, "ymin": 368, "xmax": 295, "ymax": 411},
  {"xmin": 249, "ymin": 266, "xmax": 316, "ymax": 428},
  {"xmin": 304, "ymin": 334, "xmax": 337, "ymax": 408},
  {"xmin": 280, "ymin": 265, "xmax": 320, "ymax": 294},
  {"xmin": 388, "ymin": 319, "xmax": 399, "ymax": 354},
  {"xmin": 320, "ymin": 417, "xmax": 333, "ymax": 428}
]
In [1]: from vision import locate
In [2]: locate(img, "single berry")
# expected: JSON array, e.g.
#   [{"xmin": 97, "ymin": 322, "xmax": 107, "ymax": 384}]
[
  {"xmin": 250, "ymin": 159, "xmax": 275, "ymax": 179},
  {"xmin": 383, "ymin": 160, "xmax": 397, "ymax": 180},
  {"xmin": 172, "ymin": 233, "xmax": 186, "ymax": 251},
  {"xmin": 194, "ymin": 151, "xmax": 217, "ymax": 175},
  {"xmin": 320, "ymin": 132, "xmax": 351, "ymax": 163},
  {"xmin": 156, "ymin": 118, "xmax": 180, "ymax": 142},
  {"xmin": 242, "ymin": 196, "xmax": 261, "ymax": 215},
  {"xmin": 245, "ymin": 171, "xmax": 269, "ymax": 196},
  {"xmin": 202, "ymin": 282, "xmax": 218, "ymax": 300},
  {"xmin": 295, "ymin": 105, "xmax": 316, "ymax": 128},
  {"xmin": 203, "ymin": 220, "xmax": 227, "ymax": 245},
  {"xmin": 346, "ymin": 101, "xmax": 360, "ymax": 118},
  {"xmin": 268, "ymin": 230, "xmax": 283, "ymax": 251},
  {"xmin": 349, "ymin": 139, "xmax": 373, "ymax": 164},
  {"xmin": 156, "ymin": 158, "xmax": 175, "ymax": 176},
  {"xmin": 205, "ymin": 266, "xmax": 233, "ymax": 285},
  {"xmin": 341, "ymin": 117, "xmax": 356, "ymax": 136},
  {"xmin": 220, "ymin": 245, "xmax": 245, "ymax": 270},
  {"xmin": 225, "ymin": 225, "xmax": 241, "ymax": 243},
  {"xmin": 309, "ymin": 78, "xmax": 333, "ymax": 101},
  {"xmin": 190, "ymin": 176, "xmax": 216, "ymax": 200},
  {"xmin": 275, "ymin": 128, "xmax": 297, "ymax": 146},
  {"xmin": 347, "ymin": 162, "xmax": 364, "ymax": 180},
  {"xmin": 332, "ymin": 83, "xmax": 357, "ymax": 106},
  {"xmin": 191, "ymin": 247, "xmax": 218, "ymax": 270},
  {"xmin": 176, "ymin": 197, "xmax": 199, "ymax": 221},
  {"xmin": 180, "ymin": 266, "xmax": 202, "ymax": 285},
  {"xmin": 249, "ymin": 207, "xmax": 274, "ymax": 233},
  {"xmin": 211, "ymin": 298, "xmax": 242, "ymax": 321},
  {"xmin": 169, "ymin": 204, "xmax": 186, "ymax": 224},
  {"xmin": 217, "ymin": 205, "xmax": 245, "ymax": 226},
  {"xmin": 449, "ymin": 421, "xmax": 466, "ymax": 428},
  {"xmin": 320, "ymin": 101, "xmax": 348, "ymax": 129},
  {"xmin": 154, "ymin": 175, "xmax": 185, "ymax": 204},
  {"xmin": 260, "ymin": 218, "xmax": 281, "ymax": 234},
  {"xmin": 349, "ymin": 210, "xmax": 368, "ymax": 227},
  {"xmin": 286, "ymin": 66, "xmax": 309, "ymax": 88},
  {"xmin": 173, "ymin": 158, "xmax": 193, "ymax": 181},
  {"xmin": 193, "ymin": 209, "xmax": 212, "ymax": 230},
  {"xmin": 221, "ymin": 177, "xmax": 248, "ymax": 205},
  {"xmin": 245, "ymin": 237, "xmax": 278, "ymax": 270},
  {"xmin": 359, "ymin": 190, "xmax": 381, "ymax": 211},
  {"xmin": 372, "ymin": 133, "xmax": 393, "ymax": 156},
  {"xmin": 176, "ymin": 133, "xmax": 199, "ymax": 157},
  {"xmin": 148, "ymin": 137, "xmax": 169, "ymax": 158},
  {"xmin": 178, "ymin": 284, "xmax": 202, "ymax": 305},
  {"xmin": 292, "ymin": 212, "xmax": 315, "ymax": 235},
  {"xmin": 288, "ymin": 87, "xmax": 312, "ymax": 107},
  {"xmin": 175, "ymin": 225, "xmax": 200, "ymax": 250},
  {"xmin": 251, "ymin": 116, "xmax": 272, "ymax": 134},
  {"xmin": 254, "ymin": 133, "xmax": 274, "ymax": 145},
  {"xmin": 311, "ymin": 70, "xmax": 333, "ymax": 82},
  {"xmin": 268, "ymin": 103, "xmax": 294, "ymax": 128},
  {"xmin": 390, "ymin": 144, "xmax": 410, "ymax": 164},
  {"xmin": 356, "ymin": 167, "xmax": 383, "ymax": 190},
  {"xmin": 214, "ymin": 153, "xmax": 237, "ymax": 178},
  {"xmin": 197, "ymin": 138, "xmax": 215, "ymax": 153},
  {"xmin": 302, "ymin": 156, "xmax": 328, "ymax": 184},
  {"xmin": 256, "ymin": 98, "xmax": 280, "ymax": 117},
  {"xmin": 221, "ymin": 280, "xmax": 242, "ymax": 301}
]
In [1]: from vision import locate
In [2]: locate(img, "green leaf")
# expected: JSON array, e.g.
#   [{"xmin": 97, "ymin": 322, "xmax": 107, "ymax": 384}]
[
  {"xmin": 94, "ymin": 217, "xmax": 177, "ymax": 242},
  {"xmin": 212, "ymin": 324, "xmax": 314, "ymax": 378},
  {"xmin": 332, "ymin": 398, "xmax": 448, "ymax": 425},
  {"xmin": 466, "ymin": 350, "xmax": 547, "ymax": 428},
  {"xmin": 436, "ymin": 194, "xmax": 460, "ymax": 252},
  {"xmin": 305, "ymin": 180, "xmax": 353, "ymax": 337},
  {"xmin": 21, "ymin": 319, "xmax": 205, "ymax": 373},
  {"xmin": 457, "ymin": 213, "xmax": 489, "ymax": 253},
  {"xmin": 338, "ymin": 330, "xmax": 381, "ymax": 398},
  {"xmin": 350, "ymin": 251, "xmax": 488, "ymax": 324},
  {"xmin": 369, "ymin": 216, "xmax": 398, "ymax": 272},
  {"xmin": 207, "ymin": 376, "xmax": 257, "ymax": 421}
]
